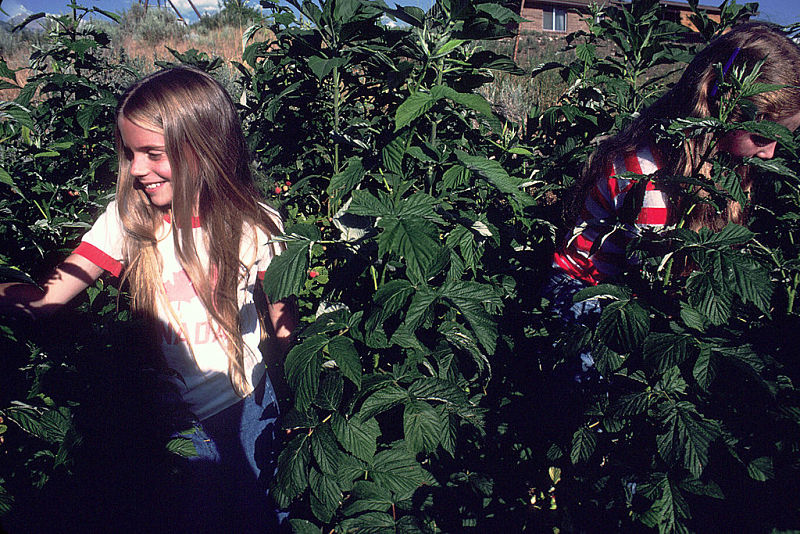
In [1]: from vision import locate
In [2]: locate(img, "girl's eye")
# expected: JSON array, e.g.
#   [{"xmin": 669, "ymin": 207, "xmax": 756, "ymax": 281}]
[
  {"xmin": 750, "ymin": 134, "xmax": 774, "ymax": 147},
  {"xmin": 148, "ymin": 152, "xmax": 164, "ymax": 161}
]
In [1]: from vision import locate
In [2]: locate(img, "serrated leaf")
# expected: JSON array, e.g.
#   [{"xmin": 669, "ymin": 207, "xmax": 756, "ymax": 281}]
[
  {"xmin": 687, "ymin": 269, "xmax": 732, "ymax": 326},
  {"xmin": 359, "ymin": 384, "xmax": 408, "ymax": 420},
  {"xmin": 643, "ymin": 332, "xmax": 694, "ymax": 372},
  {"xmin": 328, "ymin": 336, "xmax": 362, "ymax": 389},
  {"xmin": 288, "ymin": 519, "xmax": 322, "ymax": 534},
  {"xmin": 746, "ymin": 456, "xmax": 774, "ymax": 481},
  {"xmin": 272, "ymin": 433, "xmax": 311, "ymax": 508},
  {"xmin": 328, "ymin": 157, "xmax": 364, "ymax": 202},
  {"xmin": 376, "ymin": 217, "xmax": 440, "ymax": 280},
  {"xmin": 403, "ymin": 400, "xmax": 444, "ymax": 454},
  {"xmin": 309, "ymin": 468, "xmax": 341, "ymax": 523},
  {"xmin": 166, "ymin": 436, "xmax": 198, "ymax": 458},
  {"xmin": 596, "ymin": 299, "xmax": 650, "ymax": 353},
  {"xmin": 331, "ymin": 413, "xmax": 380, "ymax": 462},
  {"xmin": 307, "ymin": 55, "xmax": 348, "ymax": 80},
  {"xmin": 657, "ymin": 401, "xmax": 719, "ymax": 478},
  {"xmin": 343, "ymin": 480, "xmax": 394, "ymax": 516},
  {"xmin": 395, "ymin": 91, "xmax": 436, "ymax": 131},
  {"xmin": 692, "ymin": 344, "xmax": 716, "ymax": 390},
  {"xmin": 263, "ymin": 240, "xmax": 311, "ymax": 301},
  {"xmin": 366, "ymin": 280, "xmax": 415, "ymax": 333},
  {"xmin": 369, "ymin": 446, "xmax": 429, "ymax": 499},
  {"xmin": 339, "ymin": 511, "xmax": 396, "ymax": 533},
  {"xmin": 285, "ymin": 335, "xmax": 326, "ymax": 412},
  {"xmin": 571, "ymin": 425, "xmax": 597, "ymax": 464},
  {"xmin": 311, "ymin": 423, "xmax": 344, "ymax": 475}
]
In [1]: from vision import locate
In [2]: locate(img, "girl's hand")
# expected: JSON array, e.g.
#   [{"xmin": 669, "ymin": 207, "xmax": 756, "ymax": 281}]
[{"xmin": 0, "ymin": 254, "xmax": 104, "ymax": 320}]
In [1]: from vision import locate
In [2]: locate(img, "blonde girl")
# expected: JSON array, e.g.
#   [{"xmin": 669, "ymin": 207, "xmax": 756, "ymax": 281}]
[
  {"xmin": 544, "ymin": 23, "xmax": 800, "ymax": 382},
  {"xmin": 1, "ymin": 66, "xmax": 296, "ymax": 530}
]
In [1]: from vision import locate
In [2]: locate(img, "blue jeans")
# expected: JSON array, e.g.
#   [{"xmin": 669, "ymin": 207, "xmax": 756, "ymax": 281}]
[
  {"xmin": 166, "ymin": 375, "xmax": 286, "ymax": 533},
  {"xmin": 541, "ymin": 270, "xmax": 603, "ymax": 384}
]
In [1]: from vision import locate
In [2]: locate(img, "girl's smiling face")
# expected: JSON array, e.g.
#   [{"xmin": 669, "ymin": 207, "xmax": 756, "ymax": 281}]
[
  {"xmin": 718, "ymin": 111, "xmax": 800, "ymax": 160},
  {"xmin": 119, "ymin": 115, "xmax": 173, "ymax": 208}
]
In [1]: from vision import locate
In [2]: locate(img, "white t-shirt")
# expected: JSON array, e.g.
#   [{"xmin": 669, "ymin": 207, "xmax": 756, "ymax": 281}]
[{"xmin": 74, "ymin": 200, "xmax": 283, "ymax": 420}]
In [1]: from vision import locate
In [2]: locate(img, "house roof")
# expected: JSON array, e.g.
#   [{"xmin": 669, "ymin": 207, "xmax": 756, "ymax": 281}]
[{"xmin": 526, "ymin": 0, "xmax": 721, "ymax": 14}]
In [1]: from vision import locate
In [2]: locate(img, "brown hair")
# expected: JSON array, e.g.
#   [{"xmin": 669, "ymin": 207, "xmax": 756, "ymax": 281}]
[
  {"xmin": 569, "ymin": 22, "xmax": 800, "ymax": 232},
  {"xmin": 115, "ymin": 66, "xmax": 282, "ymax": 397}
]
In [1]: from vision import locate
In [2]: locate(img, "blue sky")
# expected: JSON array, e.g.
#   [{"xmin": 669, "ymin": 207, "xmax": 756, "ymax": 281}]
[{"xmin": 1, "ymin": 0, "xmax": 798, "ymax": 25}]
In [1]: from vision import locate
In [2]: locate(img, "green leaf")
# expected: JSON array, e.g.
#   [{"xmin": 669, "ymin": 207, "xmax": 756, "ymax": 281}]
[
  {"xmin": 284, "ymin": 335, "xmax": 326, "ymax": 412},
  {"xmin": 342, "ymin": 480, "xmax": 394, "ymax": 515},
  {"xmin": 331, "ymin": 413, "xmax": 380, "ymax": 462},
  {"xmin": 433, "ymin": 38, "xmax": 466, "ymax": 57},
  {"xmin": 5, "ymin": 404, "xmax": 71, "ymax": 443},
  {"xmin": 395, "ymin": 91, "xmax": 437, "ymax": 131},
  {"xmin": 359, "ymin": 383, "xmax": 408, "ymax": 420},
  {"xmin": 339, "ymin": 511, "xmax": 396, "ymax": 533},
  {"xmin": 725, "ymin": 252, "xmax": 773, "ymax": 315},
  {"xmin": 571, "ymin": 425, "xmax": 597, "ymax": 464},
  {"xmin": 455, "ymin": 152, "xmax": 533, "ymax": 207},
  {"xmin": 643, "ymin": 333, "xmax": 694, "ymax": 373},
  {"xmin": 311, "ymin": 423, "xmax": 344, "ymax": 475},
  {"xmin": 746, "ymin": 456, "xmax": 774, "ymax": 481},
  {"xmin": 382, "ymin": 136, "xmax": 406, "ymax": 175},
  {"xmin": 657, "ymin": 401, "xmax": 719, "ymax": 478},
  {"xmin": 272, "ymin": 433, "xmax": 311, "ymax": 508},
  {"xmin": 288, "ymin": 519, "xmax": 322, "ymax": 534},
  {"xmin": 263, "ymin": 241, "xmax": 311, "ymax": 301},
  {"xmin": 366, "ymin": 280, "xmax": 415, "ymax": 333},
  {"xmin": 475, "ymin": 3, "xmax": 525, "ymax": 23},
  {"xmin": 442, "ymin": 280, "xmax": 500, "ymax": 354},
  {"xmin": 692, "ymin": 344, "xmax": 716, "ymax": 390},
  {"xmin": 596, "ymin": 299, "xmax": 650, "ymax": 353},
  {"xmin": 612, "ymin": 391, "xmax": 653, "ymax": 418},
  {"xmin": 0, "ymin": 485, "xmax": 13, "ymax": 516},
  {"xmin": 687, "ymin": 269, "xmax": 732, "ymax": 326},
  {"xmin": 328, "ymin": 336, "xmax": 362, "ymax": 389},
  {"xmin": 309, "ymin": 468, "xmax": 341, "ymax": 523},
  {"xmin": 376, "ymin": 216, "xmax": 440, "ymax": 280},
  {"xmin": 703, "ymin": 222, "xmax": 753, "ymax": 246},
  {"xmin": 307, "ymin": 55, "xmax": 348, "ymax": 80},
  {"xmin": 328, "ymin": 157, "xmax": 364, "ymax": 202},
  {"xmin": 403, "ymin": 400, "xmax": 444, "ymax": 454},
  {"xmin": 165, "ymin": 436, "xmax": 198, "ymax": 458},
  {"xmin": 369, "ymin": 445, "xmax": 429, "ymax": 499}
]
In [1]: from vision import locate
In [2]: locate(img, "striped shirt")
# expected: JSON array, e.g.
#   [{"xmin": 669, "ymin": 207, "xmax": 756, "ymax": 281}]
[{"xmin": 553, "ymin": 145, "xmax": 671, "ymax": 285}]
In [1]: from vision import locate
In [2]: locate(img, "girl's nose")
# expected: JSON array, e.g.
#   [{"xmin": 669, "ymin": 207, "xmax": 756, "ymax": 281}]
[
  {"xmin": 757, "ymin": 142, "xmax": 777, "ymax": 160},
  {"xmin": 129, "ymin": 154, "xmax": 147, "ymax": 176}
]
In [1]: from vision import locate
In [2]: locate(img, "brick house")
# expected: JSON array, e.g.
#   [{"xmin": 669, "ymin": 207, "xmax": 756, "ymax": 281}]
[{"xmin": 517, "ymin": 0, "xmax": 723, "ymax": 35}]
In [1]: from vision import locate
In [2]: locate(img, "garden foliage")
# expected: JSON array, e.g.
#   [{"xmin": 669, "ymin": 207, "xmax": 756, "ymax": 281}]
[{"xmin": 2, "ymin": 0, "xmax": 800, "ymax": 532}]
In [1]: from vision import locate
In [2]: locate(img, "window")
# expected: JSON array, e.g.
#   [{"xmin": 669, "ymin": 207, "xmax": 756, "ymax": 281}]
[{"xmin": 543, "ymin": 6, "xmax": 567, "ymax": 32}]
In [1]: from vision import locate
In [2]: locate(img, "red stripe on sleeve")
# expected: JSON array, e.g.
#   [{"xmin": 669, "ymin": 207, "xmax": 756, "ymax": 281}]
[
  {"xmin": 637, "ymin": 207, "xmax": 668, "ymax": 225},
  {"xmin": 73, "ymin": 242, "xmax": 123, "ymax": 277},
  {"xmin": 624, "ymin": 151, "xmax": 643, "ymax": 174},
  {"xmin": 257, "ymin": 270, "xmax": 266, "ymax": 281}
]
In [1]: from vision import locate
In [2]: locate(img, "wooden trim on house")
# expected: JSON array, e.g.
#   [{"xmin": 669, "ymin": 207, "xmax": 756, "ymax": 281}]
[{"xmin": 517, "ymin": 0, "xmax": 724, "ymax": 35}]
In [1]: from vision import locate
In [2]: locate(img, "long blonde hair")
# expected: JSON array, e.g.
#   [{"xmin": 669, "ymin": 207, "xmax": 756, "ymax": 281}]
[
  {"xmin": 570, "ymin": 23, "xmax": 800, "ymax": 232},
  {"xmin": 115, "ymin": 66, "xmax": 282, "ymax": 397}
]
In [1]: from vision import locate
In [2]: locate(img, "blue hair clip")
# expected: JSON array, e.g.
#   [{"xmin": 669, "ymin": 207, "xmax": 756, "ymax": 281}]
[{"xmin": 709, "ymin": 47, "xmax": 742, "ymax": 98}]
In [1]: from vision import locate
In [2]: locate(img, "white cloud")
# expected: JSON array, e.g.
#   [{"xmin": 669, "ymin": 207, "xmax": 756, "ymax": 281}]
[{"xmin": 172, "ymin": 0, "xmax": 222, "ymax": 17}]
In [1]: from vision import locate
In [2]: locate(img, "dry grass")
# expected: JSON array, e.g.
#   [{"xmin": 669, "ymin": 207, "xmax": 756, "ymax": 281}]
[
  {"xmin": 118, "ymin": 25, "xmax": 274, "ymax": 70},
  {"xmin": 0, "ymin": 24, "xmax": 274, "ymax": 102}
]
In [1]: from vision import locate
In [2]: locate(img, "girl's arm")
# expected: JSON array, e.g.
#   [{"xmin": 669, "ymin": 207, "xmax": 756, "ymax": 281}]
[
  {"xmin": 0, "ymin": 254, "xmax": 104, "ymax": 319},
  {"xmin": 264, "ymin": 296, "xmax": 298, "ymax": 408},
  {"xmin": 267, "ymin": 297, "xmax": 298, "ymax": 356}
]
